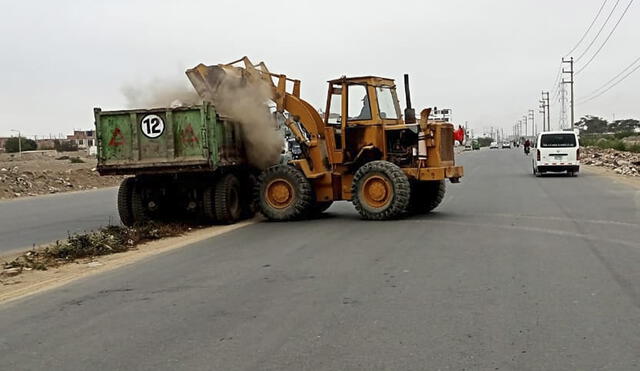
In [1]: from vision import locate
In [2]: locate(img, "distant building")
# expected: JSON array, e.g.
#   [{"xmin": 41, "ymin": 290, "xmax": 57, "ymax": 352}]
[
  {"xmin": 36, "ymin": 139, "xmax": 56, "ymax": 150},
  {"xmin": 0, "ymin": 137, "xmax": 8, "ymax": 152},
  {"xmin": 66, "ymin": 130, "xmax": 95, "ymax": 149}
]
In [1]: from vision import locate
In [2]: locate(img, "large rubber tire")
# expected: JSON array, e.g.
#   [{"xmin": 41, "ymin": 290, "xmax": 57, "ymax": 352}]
[
  {"xmin": 131, "ymin": 179, "xmax": 151, "ymax": 225},
  {"xmin": 352, "ymin": 161, "xmax": 410, "ymax": 220},
  {"xmin": 117, "ymin": 178, "xmax": 135, "ymax": 226},
  {"xmin": 214, "ymin": 174, "xmax": 242, "ymax": 224},
  {"xmin": 202, "ymin": 186, "xmax": 217, "ymax": 223},
  {"xmin": 257, "ymin": 165, "xmax": 313, "ymax": 221},
  {"xmin": 410, "ymin": 180, "xmax": 446, "ymax": 214}
]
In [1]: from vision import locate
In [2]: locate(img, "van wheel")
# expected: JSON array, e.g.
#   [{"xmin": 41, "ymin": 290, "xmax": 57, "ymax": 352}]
[{"xmin": 214, "ymin": 174, "xmax": 242, "ymax": 224}]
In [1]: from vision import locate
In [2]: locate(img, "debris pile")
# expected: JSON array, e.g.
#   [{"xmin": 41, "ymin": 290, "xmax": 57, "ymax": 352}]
[
  {"xmin": 0, "ymin": 153, "xmax": 124, "ymax": 199},
  {"xmin": 581, "ymin": 147, "xmax": 640, "ymax": 177},
  {"xmin": 1, "ymin": 223, "xmax": 191, "ymax": 279}
]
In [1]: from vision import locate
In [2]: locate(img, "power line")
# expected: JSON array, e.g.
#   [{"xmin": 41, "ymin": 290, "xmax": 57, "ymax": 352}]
[
  {"xmin": 575, "ymin": 0, "xmax": 622, "ymax": 63},
  {"xmin": 579, "ymin": 61, "xmax": 640, "ymax": 103},
  {"xmin": 576, "ymin": 0, "xmax": 635, "ymax": 75},
  {"xmin": 579, "ymin": 55, "xmax": 640, "ymax": 100},
  {"xmin": 565, "ymin": 0, "xmax": 609, "ymax": 57}
]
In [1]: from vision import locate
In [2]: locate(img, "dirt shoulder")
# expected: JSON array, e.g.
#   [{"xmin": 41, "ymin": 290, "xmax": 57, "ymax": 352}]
[
  {"xmin": 0, "ymin": 150, "xmax": 123, "ymax": 200},
  {"xmin": 0, "ymin": 220, "xmax": 256, "ymax": 305},
  {"xmin": 583, "ymin": 165, "xmax": 640, "ymax": 189}
]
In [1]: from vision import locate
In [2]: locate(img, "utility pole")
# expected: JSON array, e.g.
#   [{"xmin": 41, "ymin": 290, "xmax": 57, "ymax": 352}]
[
  {"xmin": 562, "ymin": 57, "xmax": 575, "ymax": 129},
  {"xmin": 544, "ymin": 91, "xmax": 551, "ymax": 131},
  {"xmin": 522, "ymin": 115, "xmax": 528, "ymax": 137},
  {"xmin": 559, "ymin": 82, "xmax": 567, "ymax": 129},
  {"xmin": 539, "ymin": 99, "xmax": 546, "ymax": 132},
  {"xmin": 528, "ymin": 109, "xmax": 535, "ymax": 136}
]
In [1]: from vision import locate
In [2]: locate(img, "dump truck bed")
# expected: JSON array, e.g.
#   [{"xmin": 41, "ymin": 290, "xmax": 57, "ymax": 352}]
[{"xmin": 95, "ymin": 104, "xmax": 245, "ymax": 175}]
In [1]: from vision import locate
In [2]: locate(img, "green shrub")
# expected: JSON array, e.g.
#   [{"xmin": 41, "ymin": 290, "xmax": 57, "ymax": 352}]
[{"xmin": 4, "ymin": 137, "xmax": 37, "ymax": 153}]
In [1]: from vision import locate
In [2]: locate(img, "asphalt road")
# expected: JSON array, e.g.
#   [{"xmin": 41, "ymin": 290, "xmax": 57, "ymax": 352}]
[
  {"xmin": 0, "ymin": 187, "xmax": 118, "ymax": 254},
  {"xmin": 1, "ymin": 149, "xmax": 640, "ymax": 370}
]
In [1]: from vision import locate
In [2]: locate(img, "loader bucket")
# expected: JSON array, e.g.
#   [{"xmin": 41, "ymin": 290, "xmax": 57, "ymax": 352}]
[
  {"xmin": 185, "ymin": 63, "xmax": 243, "ymax": 102},
  {"xmin": 186, "ymin": 58, "xmax": 274, "ymax": 103}
]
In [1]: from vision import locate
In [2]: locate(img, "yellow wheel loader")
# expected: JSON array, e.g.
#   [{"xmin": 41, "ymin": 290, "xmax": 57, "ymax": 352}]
[{"xmin": 187, "ymin": 57, "xmax": 463, "ymax": 221}]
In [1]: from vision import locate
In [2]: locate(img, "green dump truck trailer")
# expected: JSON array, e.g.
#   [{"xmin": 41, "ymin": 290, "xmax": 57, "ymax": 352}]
[{"xmin": 95, "ymin": 103, "xmax": 257, "ymax": 226}]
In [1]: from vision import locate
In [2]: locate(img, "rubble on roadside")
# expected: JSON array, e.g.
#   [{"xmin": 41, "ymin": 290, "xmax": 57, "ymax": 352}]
[
  {"xmin": 1, "ymin": 223, "xmax": 192, "ymax": 280},
  {"xmin": 581, "ymin": 147, "xmax": 640, "ymax": 177},
  {"xmin": 0, "ymin": 152, "xmax": 124, "ymax": 199}
]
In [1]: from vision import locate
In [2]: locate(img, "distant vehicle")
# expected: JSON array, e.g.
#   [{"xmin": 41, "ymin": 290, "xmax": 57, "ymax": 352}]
[
  {"xmin": 532, "ymin": 131, "xmax": 580, "ymax": 177},
  {"xmin": 501, "ymin": 141, "xmax": 511, "ymax": 149},
  {"xmin": 471, "ymin": 139, "xmax": 480, "ymax": 150},
  {"xmin": 490, "ymin": 141, "xmax": 499, "ymax": 149}
]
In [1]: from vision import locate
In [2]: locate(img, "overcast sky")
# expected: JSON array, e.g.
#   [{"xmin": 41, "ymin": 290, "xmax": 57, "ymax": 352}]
[{"xmin": 0, "ymin": 0, "xmax": 638, "ymax": 138}]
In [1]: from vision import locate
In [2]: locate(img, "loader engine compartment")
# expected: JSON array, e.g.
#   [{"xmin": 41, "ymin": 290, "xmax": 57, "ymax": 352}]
[{"xmin": 386, "ymin": 128, "xmax": 418, "ymax": 167}]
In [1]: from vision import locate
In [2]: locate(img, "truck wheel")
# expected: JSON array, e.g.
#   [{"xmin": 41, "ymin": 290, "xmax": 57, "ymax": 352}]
[
  {"xmin": 352, "ymin": 161, "xmax": 410, "ymax": 220},
  {"xmin": 214, "ymin": 174, "xmax": 242, "ymax": 224},
  {"xmin": 117, "ymin": 178, "xmax": 135, "ymax": 226},
  {"xmin": 202, "ymin": 186, "xmax": 217, "ymax": 223},
  {"xmin": 410, "ymin": 180, "xmax": 446, "ymax": 214},
  {"xmin": 131, "ymin": 179, "xmax": 151, "ymax": 224},
  {"xmin": 257, "ymin": 165, "xmax": 313, "ymax": 221}
]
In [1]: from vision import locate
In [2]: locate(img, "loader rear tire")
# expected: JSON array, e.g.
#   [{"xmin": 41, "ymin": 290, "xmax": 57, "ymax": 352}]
[
  {"xmin": 257, "ymin": 165, "xmax": 313, "ymax": 221},
  {"xmin": 352, "ymin": 161, "xmax": 410, "ymax": 220},
  {"xmin": 117, "ymin": 178, "xmax": 135, "ymax": 227},
  {"xmin": 214, "ymin": 174, "xmax": 242, "ymax": 224},
  {"xmin": 410, "ymin": 180, "xmax": 446, "ymax": 214}
]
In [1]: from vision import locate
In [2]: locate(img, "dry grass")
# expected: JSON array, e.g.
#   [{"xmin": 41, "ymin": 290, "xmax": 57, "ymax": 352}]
[{"xmin": 2, "ymin": 223, "xmax": 193, "ymax": 276}]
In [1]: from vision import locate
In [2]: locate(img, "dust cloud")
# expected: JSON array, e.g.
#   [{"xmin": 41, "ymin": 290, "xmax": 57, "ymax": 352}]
[
  {"xmin": 204, "ymin": 72, "xmax": 283, "ymax": 169},
  {"xmin": 121, "ymin": 79, "xmax": 202, "ymax": 109}
]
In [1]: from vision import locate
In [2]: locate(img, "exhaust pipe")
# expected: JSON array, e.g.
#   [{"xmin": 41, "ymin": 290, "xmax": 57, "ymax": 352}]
[{"xmin": 404, "ymin": 74, "xmax": 416, "ymax": 124}]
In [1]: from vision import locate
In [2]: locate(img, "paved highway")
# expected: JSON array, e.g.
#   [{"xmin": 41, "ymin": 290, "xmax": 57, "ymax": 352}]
[
  {"xmin": 1, "ymin": 149, "xmax": 639, "ymax": 370},
  {"xmin": 0, "ymin": 187, "xmax": 118, "ymax": 254}
]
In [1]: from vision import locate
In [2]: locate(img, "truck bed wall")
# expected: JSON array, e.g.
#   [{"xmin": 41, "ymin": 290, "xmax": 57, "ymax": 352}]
[{"xmin": 95, "ymin": 104, "xmax": 246, "ymax": 175}]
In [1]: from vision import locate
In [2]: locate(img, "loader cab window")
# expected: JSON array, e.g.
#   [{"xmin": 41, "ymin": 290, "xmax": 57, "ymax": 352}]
[
  {"xmin": 348, "ymin": 84, "xmax": 371, "ymax": 121},
  {"xmin": 327, "ymin": 93, "xmax": 342, "ymax": 126},
  {"xmin": 376, "ymin": 87, "xmax": 400, "ymax": 119}
]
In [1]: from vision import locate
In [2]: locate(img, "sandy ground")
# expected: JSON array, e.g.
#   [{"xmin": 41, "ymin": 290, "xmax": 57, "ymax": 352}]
[
  {"xmin": 0, "ymin": 150, "xmax": 123, "ymax": 200},
  {"xmin": 0, "ymin": 220, "xmax": 256, "ymax": 305}
]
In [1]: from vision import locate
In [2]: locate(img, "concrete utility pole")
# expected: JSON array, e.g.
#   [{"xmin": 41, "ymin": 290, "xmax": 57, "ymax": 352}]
[
  {"xmin": 541, "ymin": 91, "xmax": 550, "ymax": 131},
  {"xmin": 562, "ymin": 57, "xmax": 575, "ymax": 129},
  {"xmin": 523, "ymin": 115, "xmax": 528, "ymax": 137},
  {"xmin": 539, "ymin": 100, "xmax": 546, "ymax": 133},
  {"xmin": 528, "ymin": 109, "xmax": 535, "ymax": 136}
]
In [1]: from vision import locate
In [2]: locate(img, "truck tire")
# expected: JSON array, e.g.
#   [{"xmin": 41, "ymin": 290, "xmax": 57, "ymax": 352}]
[
  {"xmin": 117, "ymin": 178, "xmax": 135, "ymax": 226},
  {"xmin": 257, "ymin": 165, "xmax": 313, "ymax": 221},
  {"xmin": 202, "ymin": 186, "xmax": 217, "ymax": 223},
  {"xmin": 214, "ymin": 174, "xmax": 242, "ymax": 224},
  {"xmin": 352, "ymin": 161, "xmax": 410, "ymax": 220},
  {"xmin": 410, "ymin": 180, "xmax": 446, "ymax": 214},
  {"xmin": 131, "ymin": 179, "xmax": 151, "ymax": 224}
]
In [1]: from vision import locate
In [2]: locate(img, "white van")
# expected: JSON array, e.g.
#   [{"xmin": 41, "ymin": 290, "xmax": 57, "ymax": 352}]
[{"xmin": 532, "ymin": 131, "xmax": 580, "ymax": 176}]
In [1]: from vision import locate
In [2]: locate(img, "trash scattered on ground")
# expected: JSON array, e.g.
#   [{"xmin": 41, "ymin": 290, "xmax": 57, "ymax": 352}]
[
  {"xmin": 1, "ymin": 223, "xmax": 192, "ymax": 279},
  {"xmin": 581, "ymin": 147, "xmax": 640, "ymax": 177}
]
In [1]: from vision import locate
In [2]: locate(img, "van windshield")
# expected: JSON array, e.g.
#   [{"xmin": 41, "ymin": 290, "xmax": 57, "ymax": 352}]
[{"xmin": 540, "ymin": 133, "xmax": 577, "ymax": 148}]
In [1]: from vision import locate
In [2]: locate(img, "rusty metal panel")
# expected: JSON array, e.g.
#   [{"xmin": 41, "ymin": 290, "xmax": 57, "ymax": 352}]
[{"xmin": 95, "ymin": 104, "xmax": 235, "ymax": 175}]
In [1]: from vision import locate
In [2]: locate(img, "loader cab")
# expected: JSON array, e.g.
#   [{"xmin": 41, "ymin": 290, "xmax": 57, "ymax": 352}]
[{"xmin": 323, "ymin": 76, "xmax": 403, "ymax": 163}]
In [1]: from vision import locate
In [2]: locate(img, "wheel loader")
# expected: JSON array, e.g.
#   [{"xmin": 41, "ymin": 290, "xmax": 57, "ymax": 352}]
[{"xmin": 187, "ymin": 57, "xmax": 464, "ymax": 221}]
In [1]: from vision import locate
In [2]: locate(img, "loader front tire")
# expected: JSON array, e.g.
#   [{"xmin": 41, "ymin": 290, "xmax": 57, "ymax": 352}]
[
  {"xmin": 214, "ymin": 174, "xmax": 242, "ymax": 224},
  {"xmin": 257, "ymin": 165, "xmax": 313, "ymax": 221},
  {"xmin": 352, "ymin": 161, "xmax": 410, "ymax": 220}
]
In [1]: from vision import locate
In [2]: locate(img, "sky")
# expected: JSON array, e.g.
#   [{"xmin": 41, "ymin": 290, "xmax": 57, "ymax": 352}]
[{"xmin": 0, "ymin": 0, "xmax": 638, "ymax": 138}]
